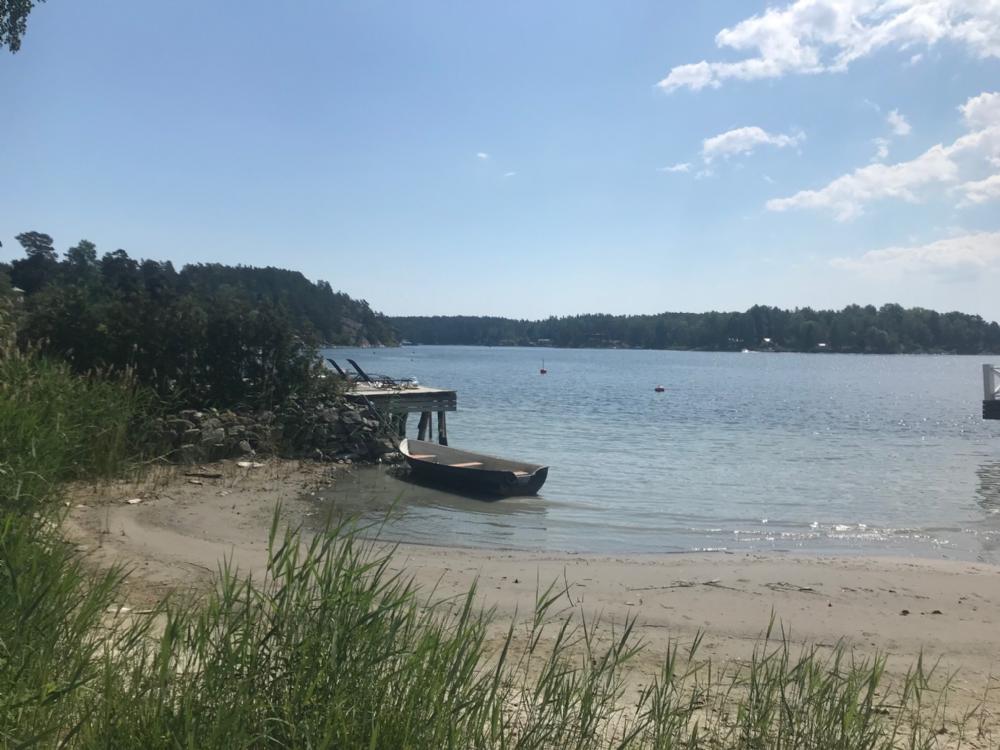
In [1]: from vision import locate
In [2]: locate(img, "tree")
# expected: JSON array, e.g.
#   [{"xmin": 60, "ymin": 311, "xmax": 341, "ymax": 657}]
[
  {"xmin": 65, "ymin": 239, "xmax": 98, "ymax": 269},
  {"xmin": 1, "ymin": 0, "xmax": 45, "ymax": 52},
  {"xmin": 16, "ymin": 231, "xmax": 55, "ymax": 260},
  {"xmin": 10, "ymin": 232, "xmax": 58, "ymax": 293}
]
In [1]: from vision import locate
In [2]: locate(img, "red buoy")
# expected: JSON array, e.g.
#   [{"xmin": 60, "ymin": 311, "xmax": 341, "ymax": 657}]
[{"xmin": 654, "ymin": 385, "xmax": 665, "ymax": 392}]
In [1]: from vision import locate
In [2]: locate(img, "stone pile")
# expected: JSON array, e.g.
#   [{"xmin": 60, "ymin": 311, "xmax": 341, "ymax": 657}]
[{"xmin": 155, "ymin": 398, "xmax": 399, "ymax": 464}]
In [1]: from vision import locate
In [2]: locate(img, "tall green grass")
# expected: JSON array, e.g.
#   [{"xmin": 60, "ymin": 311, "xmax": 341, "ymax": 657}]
[
  {"xmin": 0, "ymin": 339, "xmax": 984, "ymax": 748},
  {"xmin": 0, "ymin": 343, "xmax": 154, "ymax": 746},
  {"xmin": 0, "ymin": 350, "xmax": 150, "ymax": 512}
]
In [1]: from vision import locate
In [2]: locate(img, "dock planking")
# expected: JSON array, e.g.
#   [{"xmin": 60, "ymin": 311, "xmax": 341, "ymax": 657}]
[{"xmin": 345, "ymin": 383, "xmax": 456, "ymax": 445}]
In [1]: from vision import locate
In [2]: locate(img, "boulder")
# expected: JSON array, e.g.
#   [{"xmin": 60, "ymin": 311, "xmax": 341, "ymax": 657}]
[{"xmin": 201, "ymin": 427, "xmax": 226, "ymax": 444}]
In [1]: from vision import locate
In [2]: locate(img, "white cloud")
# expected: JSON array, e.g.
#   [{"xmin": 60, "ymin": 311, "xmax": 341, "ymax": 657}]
[
  {"xmin": 701, "ymin": 126, "xmax": 804, "ymax": 162},
  {"xmin": 767, "ymin": 90, "xmax": 1000, "ymax": 219},
  {"xmin": 959, "ymin": 173, "xmax": 1000, "ymax": 203},
  {"xmin": 658, "ymin": 162, "xmax": 691, "ymax": 173},
  {"xmin": 476, "ymin": 152, "xmax": 490, "ymax": 160},
  {"xmin": 503, "ymin": 171, "xmax": 517, "ymax": 178},
  {"xmin": 872, "ymin": 137, "xmax": 890, "ymax": 161},
  {"xmin": 961, "ymin": 91, "xmax": 1000, "ymax": 130},
  {"xmin": 830, "ymin": 231, "xmax": 1000, "ymax": 279},
  {"xmin": 657, "ymin": 0, "xmax": 1000, "ymax": 92},
  {"xmin": 763, "ymin": 174, "xmax": 776, "ymax": 184},
  {"xmin": 887, "ymin": 109, "xmax": 911, "ymax": 136}
]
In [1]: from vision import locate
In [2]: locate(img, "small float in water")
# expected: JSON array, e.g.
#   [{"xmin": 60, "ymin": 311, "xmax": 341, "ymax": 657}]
[
  {"xmin": 654, "ymin": 385, "xmax": 666, "ymax": 393},
  {"xmin": 540, "ymin": 359, "xmax": 547, "ymax": 375},
  {"xmin": 399, "ymin": 438, "xmax": 548, "ymax": 497}
]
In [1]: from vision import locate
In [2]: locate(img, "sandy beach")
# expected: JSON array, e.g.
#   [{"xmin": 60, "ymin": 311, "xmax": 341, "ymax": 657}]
[{"xmin": 66, "ymin": 459, "xmax": 1000, "ymax": 739}]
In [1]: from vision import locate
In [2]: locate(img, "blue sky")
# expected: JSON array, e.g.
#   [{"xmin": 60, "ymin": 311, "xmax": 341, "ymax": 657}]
[{"xmin": 2, "ymin": 1, "xmax": 999, "ymax": 319}]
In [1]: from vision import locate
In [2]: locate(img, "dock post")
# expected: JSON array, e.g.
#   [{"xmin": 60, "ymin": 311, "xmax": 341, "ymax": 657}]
[
  {"xmin": 417, "ymin": 412, "xmax": 430, "ymax": 440},
  {"xmin": 397, "ymin": 413, "xmax": 408, "ymax": 438},
  {"xmin": 437, "ymin": 411, "xmax": 448, "ymax": 446}
]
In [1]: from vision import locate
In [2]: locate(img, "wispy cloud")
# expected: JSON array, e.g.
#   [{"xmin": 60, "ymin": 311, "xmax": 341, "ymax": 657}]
[
  {"xmin": 872, "ymin": 137, "xmax": 890, "ymax": 162},
  {"xmin": 701, "ymin": 126, "xmax": 803, "ymax": 162},
  {"xmin": 831, "ymin": 231, "xmax": 1000, "ymax": 280},
  {"xmin": 658, "ymin": 162, "xmax": 691, "ymax": 173},
  {"xmin": 657, "ymin": 0, "xmax": 1000, "ymax": 93},
  {"xmin": 767, "ymin": 90, "xmax": 1000, "ymax": 220},
  {"xmin": 476, "ymin": 152, "xmax": 490, "ymax": 160},
  {"xmin": 503, "ymin": 171, "xmax": 517, "ymax": 178},
  {"xmin": 887, "ymin": 109, "xmax": 911, "ymax": 136},
  {"xmin": 958, "ymin": 173, "xmax": 1000, "ymax": 205}
]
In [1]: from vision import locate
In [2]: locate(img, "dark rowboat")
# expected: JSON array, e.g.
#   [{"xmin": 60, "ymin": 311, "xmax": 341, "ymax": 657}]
[{"xmin": 399, "ymin": 439, "xmax": 548, "ymax": 497}]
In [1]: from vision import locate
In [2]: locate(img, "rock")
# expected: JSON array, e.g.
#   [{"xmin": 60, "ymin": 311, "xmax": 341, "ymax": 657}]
[
  {"xmin": 367, "ymin": 437, "xmax": 398, "ymax": 457},
  {"xmin": 167, "ymin": 418, "xmax": 196, "ymax": 433},
  {"xmin": 201, "ymin": 427, "xmax": 226, "ymax": 444},
  {"xmin": 182, "ymin": 429, "xmax": 202, "ymax": 442},
  {"xmin": 201, "ymin": 417, "xmax": 222, "ymax": 431},
  {"xmin": 126, "ymin": 497, "xmax": 143, "ymax": 505},
  {"xmin": 238, "ymin": 440, "xmax": 254, "ymax": 455}
]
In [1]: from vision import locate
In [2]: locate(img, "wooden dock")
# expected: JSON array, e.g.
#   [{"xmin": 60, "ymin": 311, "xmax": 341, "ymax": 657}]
[{"xmin": 345, "ymin": 383, "xmax": 457, "ymax": 445}]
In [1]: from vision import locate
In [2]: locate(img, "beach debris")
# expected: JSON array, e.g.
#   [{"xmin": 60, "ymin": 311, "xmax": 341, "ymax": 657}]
[
  {"xmin": 900, "ymin": 609, "xmax": 910, "ymax": 616},
  {"xmin": 188, "ymin": 479, "xmax": 203, "ymax": 485},
  {"xmin": 126, "ymin": 497, "xmax": 144, "ymax": 505},
  {"xmin": 185, "ymin": 471, "xmax": 223, "ymax": 479},
  {"xmin": 765, "ymin": 582, "xmax": 817, "ymax": 593},
  {"xmin": 237, "ymin": 460, "xmax": 265, "ymax": 469},
  {"xmin": 106, "ymin": 605, "xmax": 132, "ymax": 615},
  {"xmin": 627, "ymin": 578, "xmax": 739, "ymax": 592}
]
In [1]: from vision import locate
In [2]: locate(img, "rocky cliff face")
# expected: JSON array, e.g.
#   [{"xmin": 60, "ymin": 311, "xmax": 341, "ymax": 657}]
[{"xmin": 155, "ymin": 398, "xmax": 399, "ymax": 464}]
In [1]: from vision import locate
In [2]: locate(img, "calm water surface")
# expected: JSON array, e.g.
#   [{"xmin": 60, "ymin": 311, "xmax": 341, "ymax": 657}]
[{"xmin": 315, "ymin": 347, "xmax": 1000, "ymax": 562}]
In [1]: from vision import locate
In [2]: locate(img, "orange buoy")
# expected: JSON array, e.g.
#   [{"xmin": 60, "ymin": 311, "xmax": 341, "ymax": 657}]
[{"xmin": 654, "ymin": 385, "xmax": 665, "ymax": 392}]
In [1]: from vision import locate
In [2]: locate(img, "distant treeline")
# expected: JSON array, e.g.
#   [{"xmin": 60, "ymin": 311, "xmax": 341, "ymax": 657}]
[
  {"xmin": 392, "ymin": 305, "xmax": 1000, "ymax": 354},
  {"xmin": 1, "ymin": 231, "xmax": 395, "ymax": 406}
]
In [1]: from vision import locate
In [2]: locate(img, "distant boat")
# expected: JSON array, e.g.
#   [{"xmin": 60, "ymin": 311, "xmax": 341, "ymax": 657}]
[
  {"xmin": 540, "ymin": 359, "xmax": 547, "ymax": 375},
  {"xmin": 399, "ymin": 438, "xmax": 548, "ymax": 497},
  {"xmin": 654, "ymin": 385, "xmax": 666, "ymax": 393}
]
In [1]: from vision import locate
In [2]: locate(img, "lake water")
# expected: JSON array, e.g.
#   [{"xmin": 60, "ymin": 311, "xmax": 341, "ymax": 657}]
[{"xmin": 317, "ymin": 346, "xmax": 1000, "ymax": 563}]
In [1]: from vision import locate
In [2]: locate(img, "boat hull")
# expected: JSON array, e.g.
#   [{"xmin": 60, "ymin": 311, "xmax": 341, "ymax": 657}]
[{"xmin": 400, "ymin": 439, "xmax": 548, "ymax": 497}]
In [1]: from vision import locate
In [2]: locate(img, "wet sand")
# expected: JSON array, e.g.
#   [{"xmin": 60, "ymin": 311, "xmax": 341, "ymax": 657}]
[{"xmin": 65, "ymin": 460, "xmax": 1000, "ymax": 740}]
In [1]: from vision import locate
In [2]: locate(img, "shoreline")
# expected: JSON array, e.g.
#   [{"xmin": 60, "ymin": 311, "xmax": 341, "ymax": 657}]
[{"xmin": 65, "ymin": 459, "xmax": 1000, "ymax": 735}]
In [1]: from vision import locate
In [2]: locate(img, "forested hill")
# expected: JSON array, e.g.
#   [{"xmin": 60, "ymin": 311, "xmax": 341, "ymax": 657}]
[
  {"xmin": 1, "ymin": 232, "xmax": 395, "ymax": 347},
  {"xmin": 392, "ymin": 305, "xmax": 1000, "ymax": 354}
]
